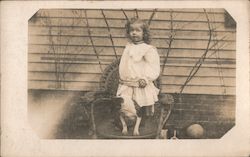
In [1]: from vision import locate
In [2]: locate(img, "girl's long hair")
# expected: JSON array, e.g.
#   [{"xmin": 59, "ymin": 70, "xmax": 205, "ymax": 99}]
[{"xmin": 125, "ymin": 18, "xmax": 151, "ymax": 44}]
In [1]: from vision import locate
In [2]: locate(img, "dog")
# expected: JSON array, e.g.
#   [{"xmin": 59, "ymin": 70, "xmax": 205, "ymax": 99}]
[{"xmin": 111, "ymin": 96, "xmax": 143, "ymax": 136}]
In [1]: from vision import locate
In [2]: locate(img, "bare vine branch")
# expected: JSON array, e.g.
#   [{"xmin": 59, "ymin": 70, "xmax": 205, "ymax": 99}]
[
  {"xmin": 210, "ymin": 11, "xmax": 227, "ymax": 95},
  {"xmin": 179, "ymin": 9, "xmax": 213, "ymax": 93},
  {"xmin": 161, "ymin": 9, "xmax": 174, "ymax": 76},
  {"xmin": 43, "ymin": 12, "xmax": 61, "ymax": 88},
  {"xmin": 134, "ymin": 9, "xmax": 139, "ymax": 18},
  {"xmin": 121, "ymin": 9, "xmax": 129, "ymax": 21},
  {"xmin": 84, "ymin": 10, "xmax": 103, "ymax": 72},
  {"xmin": 101, "ymin": 9, "xmax": 118, "ymax": 59},
  {"xmin": 148, "ymin": 9, "xmax": 157, "ymax": 26}
]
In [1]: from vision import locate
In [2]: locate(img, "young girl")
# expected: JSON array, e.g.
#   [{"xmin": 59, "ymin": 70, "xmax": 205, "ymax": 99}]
[{"xmin": 117, "ymin": 18, "xmax": 160, "ymax": 134}]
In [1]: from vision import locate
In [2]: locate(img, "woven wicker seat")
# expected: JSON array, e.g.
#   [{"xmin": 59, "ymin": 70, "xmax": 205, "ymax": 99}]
[{"xmin": 81, "ymin": 59, "xmax": 174, "ymax": 139}]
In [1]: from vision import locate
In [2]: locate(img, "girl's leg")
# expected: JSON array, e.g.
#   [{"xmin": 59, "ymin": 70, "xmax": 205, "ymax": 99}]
[{"xmin": 133, "ymin": 117, "xmax": 142, "ymax": 136}]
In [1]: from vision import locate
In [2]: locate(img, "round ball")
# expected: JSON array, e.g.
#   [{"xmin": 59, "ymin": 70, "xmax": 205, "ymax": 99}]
[{"xmin": 186, "ymin": 124, "xmax": 204, "ymax": 138}]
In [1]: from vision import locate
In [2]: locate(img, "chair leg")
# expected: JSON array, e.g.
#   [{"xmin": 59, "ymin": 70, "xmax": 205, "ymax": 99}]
[
  {"xmin": 156, "ymin": 107, "xmax": 164, "ymax": 139},
  {"xmin": 156, "ymin": 103, "xmax": 173, "ymax": 139},
  {"xmin": 90, "ymin": 101, "xmax": 97, "ymax": 139}
]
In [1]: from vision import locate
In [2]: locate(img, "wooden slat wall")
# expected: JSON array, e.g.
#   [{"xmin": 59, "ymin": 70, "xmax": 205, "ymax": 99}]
[{"xmin": 28, "ymin": 9, "xmax": 236, "ymax": 95}]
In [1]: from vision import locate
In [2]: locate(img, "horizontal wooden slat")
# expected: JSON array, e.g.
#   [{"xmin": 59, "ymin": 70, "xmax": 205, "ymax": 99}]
[
  {"xmin": 28, "ymin": 72, "xmax": 101, "ymax": 82},
  {"xmin": 29, "ymin": 25, "xmax": 236, "ymax": 40},
  {"xmin": 164, "ymin": 49, "xmax": 235, "ymax": 59},
  {"xmin": 28, "ymin": 59, "xmax": 236, "ymax": 69},
  {"xmin": 28, "ymin": 34, "xmax": 236, "ymax": 44},
  {"xmin": 162, "ymin": 76, "xmax": 235, "ymax": 86},
  {"xmin": 28, "ymin": 80, "xmax": 235, "ymax": 95},
  {"xmin": 28, "ymin": 80, "xmax": 234, "ymax": 89},
  {"xmin": 28, "ymin": 45, "xmax": 235, "ymax": 59},
  {"xmin": 29, "ymin": 52, "xmax": 236, "ymax": 61},
  {"xmin": 28, "ymin": 54, "xmax": 235, "ymax": 69},
  {"xmin": 29, "ymin": 18, "xmax": 229, "ymax": 30},
  {"xmin": 28, "ymin": 72, "xmax": 235, "ymax": 87},
  {"xmin": 28, "ymin": 62, "xmax": 235, "ymax": 76},
  {"xmin": 28, "ymin": 36, "xmax": 235, "ymax": 50},
  {"xmin": 29, "ymin": 62, "xmax": 105, "ymax": 73},
  {"xmin": 29, "ymin": 70, "xmax": 235, "ymax": 78},
  {"xmin": 34, "ymin": 9, "xmax": 226, "ymax": 19},
  {"xmin": 28, "ymin": 33, "xmax": 236, "ymax": 43},
  {"xmin": 29, "ymin": 51, "xmax": 235, "ymax": 61},
  {"xmin": 161, "ymin": 85, "xmax": 235, "ymax": 95},
  {"xmin": 160, "ymin": 8, "xmax": 225, "ymax": 13},
  {"xmin": 29, "ymin": 44, "xmax": 236, "ymax": 53},
  {"xmin": 28, "ymin": 80, "xmax": 98, "ymax": 91},
  {"xmin": 29, "ymin": 25, "xmax": 236, "ymax": 39},
  {"xmin": 164, "ymin": 66, "xmax": 235, "ymax": 77}
]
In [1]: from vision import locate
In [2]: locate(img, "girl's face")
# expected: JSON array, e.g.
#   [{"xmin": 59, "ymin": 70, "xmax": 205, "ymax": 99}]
[{"xmin": 129, "ymin": 23, "xmax": 143, "ymax": 43}]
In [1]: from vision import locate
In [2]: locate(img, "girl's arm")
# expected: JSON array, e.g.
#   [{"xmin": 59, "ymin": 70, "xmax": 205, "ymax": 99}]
[{"xmin": 144, "ymin": 46, "xmax": 161, "ymax": 81}]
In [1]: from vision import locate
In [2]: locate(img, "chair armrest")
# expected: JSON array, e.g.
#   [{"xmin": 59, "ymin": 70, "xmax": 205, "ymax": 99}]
[{"xmin": 159, "ymin": 94, "xmax": 174, "ymax": 105}]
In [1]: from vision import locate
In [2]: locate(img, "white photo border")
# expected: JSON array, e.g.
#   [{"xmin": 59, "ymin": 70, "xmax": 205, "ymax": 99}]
[{"xmin": 1, "ymin": 1, "xmax": 249, "ymax": 156}]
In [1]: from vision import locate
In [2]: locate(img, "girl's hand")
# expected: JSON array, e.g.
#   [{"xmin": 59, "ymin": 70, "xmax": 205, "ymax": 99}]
[{"xmin": 138, "ymin": 79, "xmax": 147, "ymax": 88}]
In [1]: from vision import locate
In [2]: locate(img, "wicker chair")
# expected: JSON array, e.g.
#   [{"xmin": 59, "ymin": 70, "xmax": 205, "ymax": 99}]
[{"xmin": 80, "ymin": 59, "xmax": 174, "ymax": 139}]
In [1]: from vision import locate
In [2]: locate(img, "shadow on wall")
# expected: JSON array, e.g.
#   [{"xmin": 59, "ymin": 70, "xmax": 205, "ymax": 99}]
[{"xmin": 28, "ymin": 90, "xmax": 83, "ymax": 139}]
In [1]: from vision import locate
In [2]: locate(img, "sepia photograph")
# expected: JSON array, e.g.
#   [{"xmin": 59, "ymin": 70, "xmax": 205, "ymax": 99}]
[
  {"xmin": 28, "ymin": 8, "xmax": 236, "ymax": 139},
  {"xmin": 1, "ymin": 1, "xmax": 250, "ymax": 157}
]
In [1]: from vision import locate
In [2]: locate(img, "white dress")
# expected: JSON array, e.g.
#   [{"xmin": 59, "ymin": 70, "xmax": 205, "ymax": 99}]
[{"xmin": 117, "ymin": 42, "xmax": 160, "ymax": 115}]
